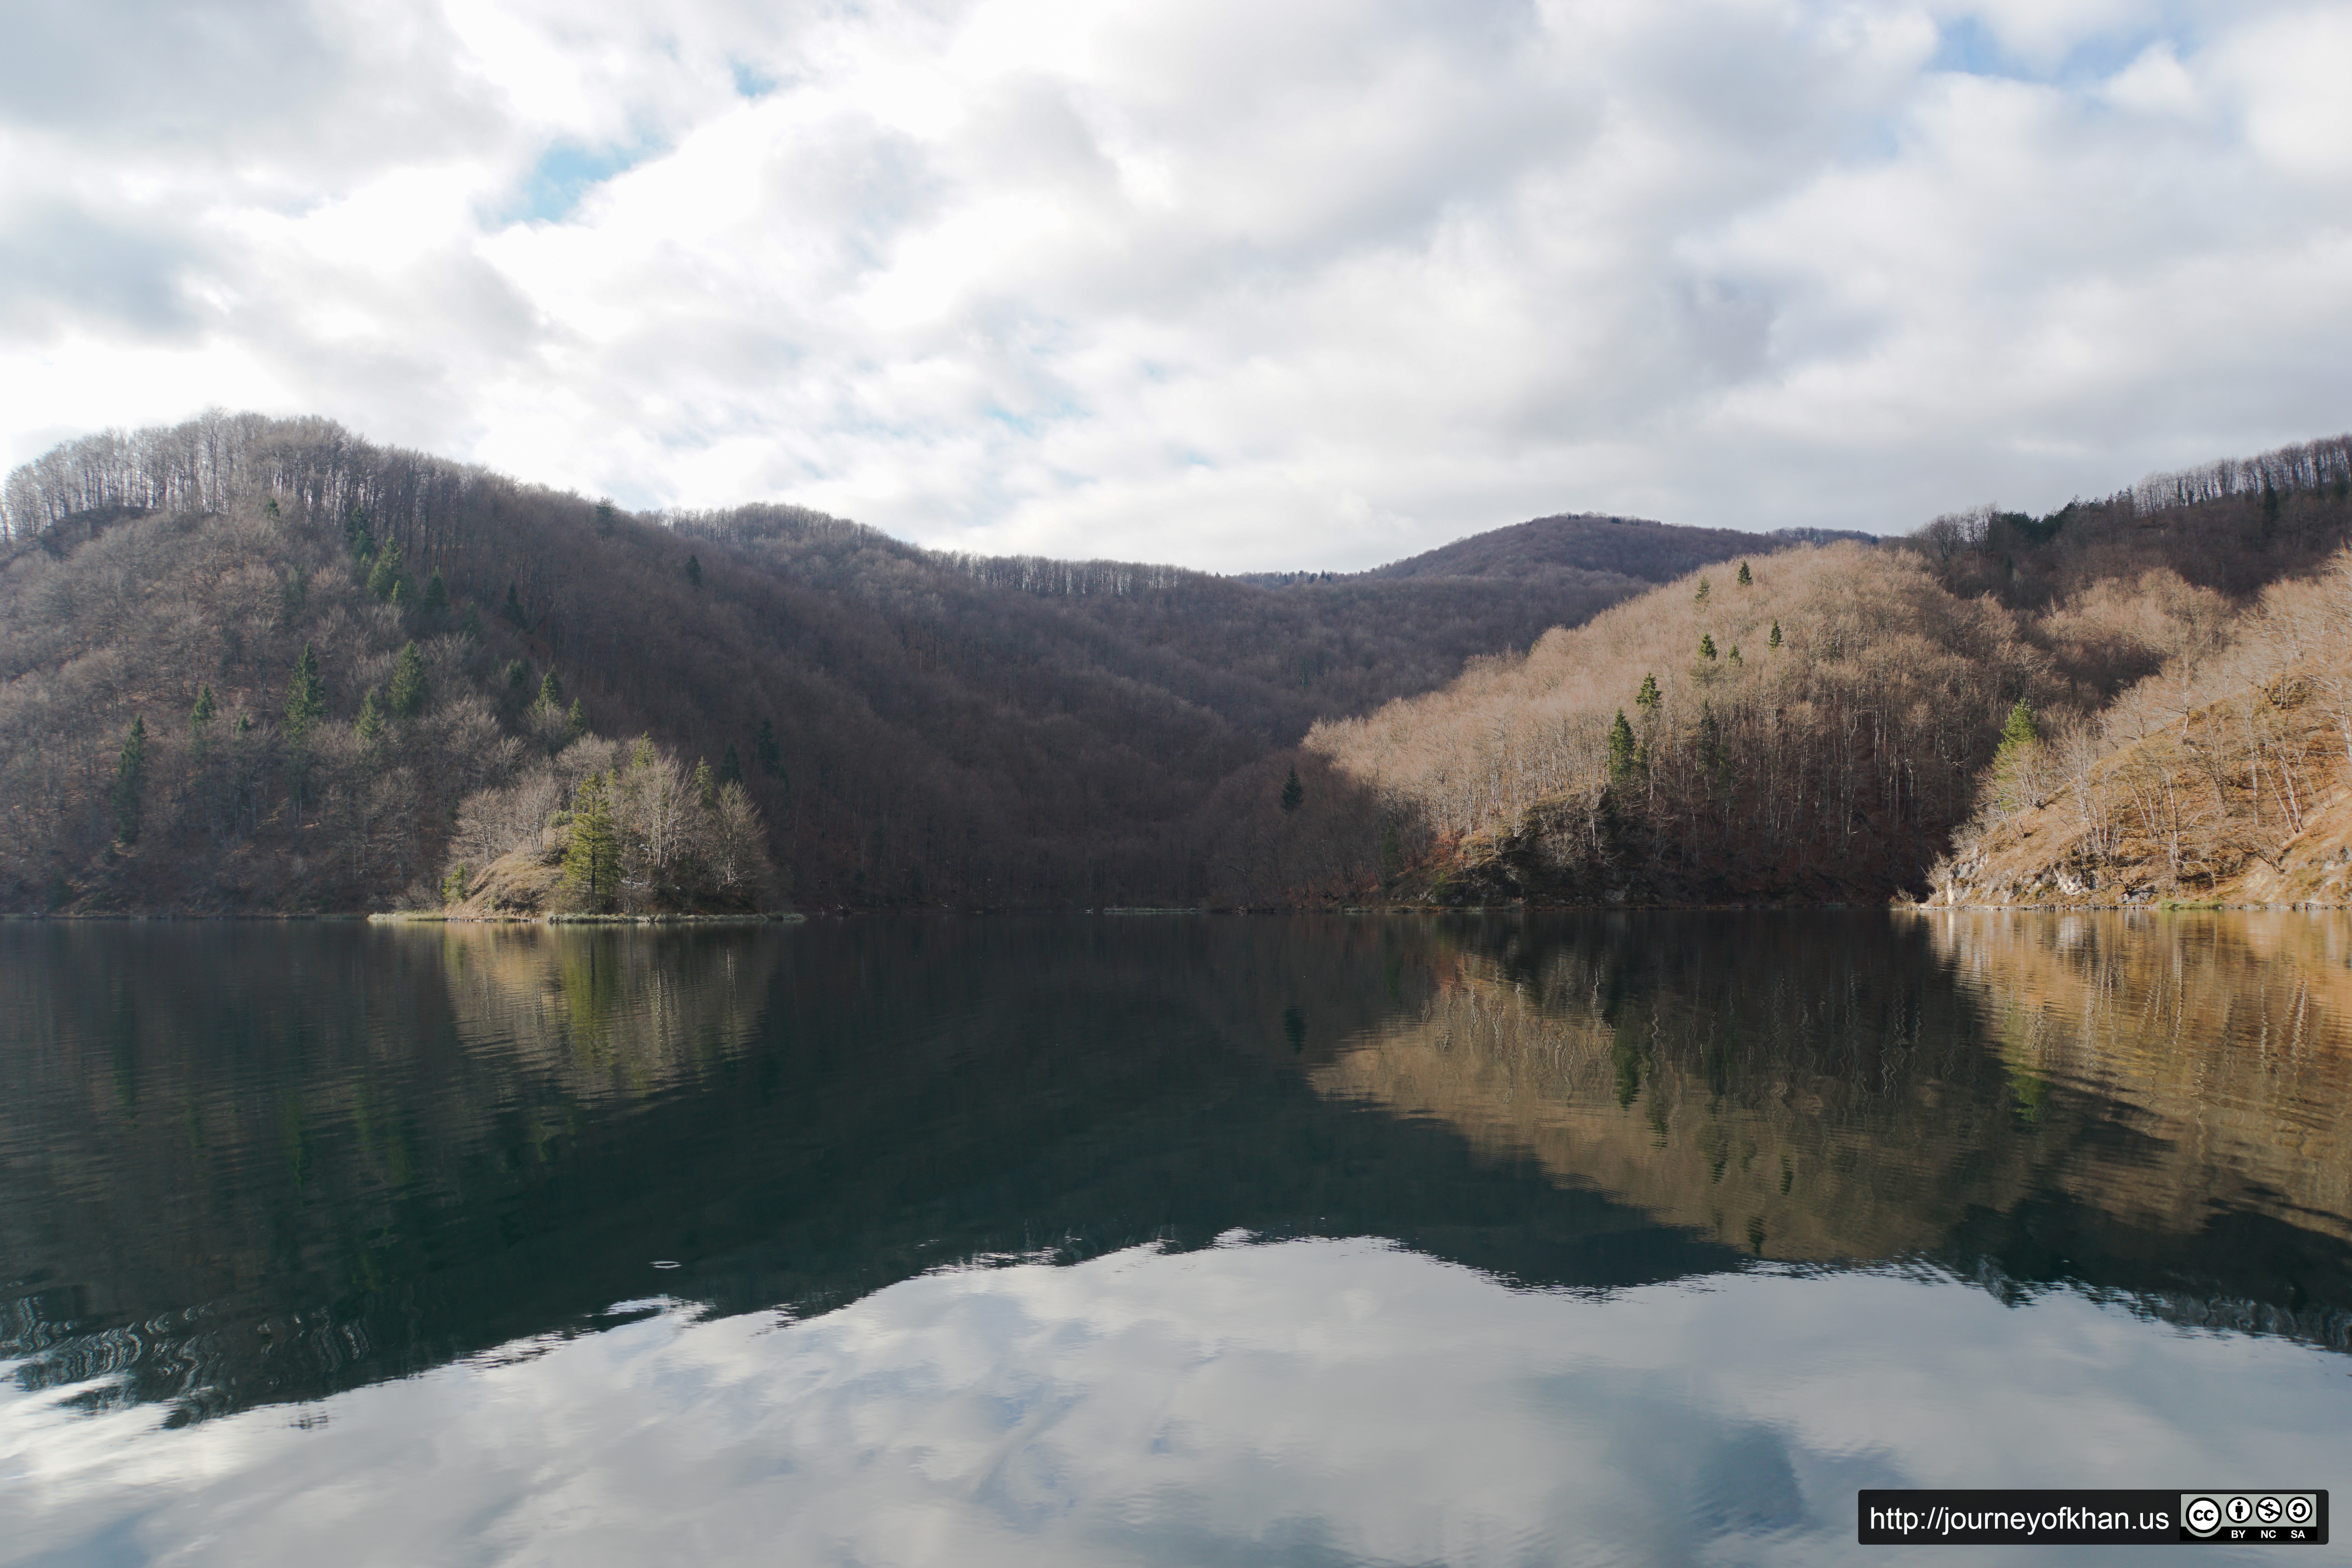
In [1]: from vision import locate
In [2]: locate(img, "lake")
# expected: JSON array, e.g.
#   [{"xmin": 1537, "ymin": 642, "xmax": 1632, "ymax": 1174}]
[{"xmin": 2, "ymin": 912, "xmax": 2347, "ymax": 1565}]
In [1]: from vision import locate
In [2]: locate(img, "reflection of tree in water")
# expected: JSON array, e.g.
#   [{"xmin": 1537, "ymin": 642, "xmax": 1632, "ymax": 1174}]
[
  {"xmin": 1313, "ymin": 911, "xmax": 2352, "ymax": 1343},
  {"xmin": 2, "ymin": 913, "xmax": 2346, "ymax": 1431}
]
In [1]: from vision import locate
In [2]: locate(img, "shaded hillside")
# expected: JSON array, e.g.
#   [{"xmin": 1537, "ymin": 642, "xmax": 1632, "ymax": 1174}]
[
  {"xmin": 0, "ymin": 413, "xmax": 1638, "ymax": 913},
  {"xmin": 1237, "ymin": 511, "xmax": 1868, "ymax": 592},
  {"xmin": 1911, "ymin": 433, "xmax": 2352, "ymax": 608},
  {"xmin": 1361, "ymin": 512, "xmax": 1870, "ymax": 584}
]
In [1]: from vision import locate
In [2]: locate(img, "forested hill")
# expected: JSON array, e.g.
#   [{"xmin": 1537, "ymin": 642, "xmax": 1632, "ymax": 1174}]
[
  {"xmin": 1290, "ymin": 434, "xmax": 2352, "ymax": 908},
  {"xmin": 0, "ymin": 412, "xmax": 1654, "ymax": 914},
  {"xmin": 1235, "ymin": 512, "xmax": 1870, "ymax": 590}
]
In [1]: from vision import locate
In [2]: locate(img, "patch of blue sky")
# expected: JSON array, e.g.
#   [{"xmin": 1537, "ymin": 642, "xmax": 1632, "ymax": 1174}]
[
  {"xmin": 1930, "ymin": 11, "xmax": 2194, "ymax": 90},
  {"xmin": 502, "ymin": 142, "xmax": 658, "ymax": 226},
  {"xmin": 731, "ymin": 59, "xmax": 779, "ymax": 101}
]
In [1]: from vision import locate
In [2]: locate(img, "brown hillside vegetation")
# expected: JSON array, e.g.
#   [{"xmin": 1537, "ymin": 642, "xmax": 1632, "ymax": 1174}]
[
  {"xmin": 1309, "ymin": 545, "xmax": 2059, "ymax": 903},
  {"xmin": 1933, "ymin": 550, "xmax": 2352, "ymax": 907},
  {"xmin": 1307, "ymin": 434, "xmax": 2352, "ymax": 908},
  {"xmin": 1308, "ymin": 914, "xmax": 2351, "ymax": 1310}
]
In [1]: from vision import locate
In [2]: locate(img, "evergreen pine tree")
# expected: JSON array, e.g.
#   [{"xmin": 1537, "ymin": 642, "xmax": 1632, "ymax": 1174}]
[
  {"xmin": 1699, "ymin": 633, "xmax": 1717, "ymax": 661},
  {"xmin": 694, "ymin": 758, "xmax": 715, "ymax": 809},
  {"xmin": 423, "ymin": 570, "xmax": 450, "ymax": 617},
  {"xmin": 1768, "ymin": 621, "xmax": 1783, "ymax": 650},
  {"xmin": 1635, "ymin": 673, "xmax": 1660, "ymax": 709},
  {"xmin": 1279, "ymin": 765, "xmax": 1304, "ymax": 813},
  {"xmin": 1997, "ymin": 698, "xmax": 2041, "ymax": 753},
  {"xmin": 113, "ymin": 716, "xmax": 147, "ymax": 844},
  {"xmin": 1736, "ymin": 561, "xmax": 1752, "ymax": 586},
  {"xmin": 356, "ymin": 687, "xmax": 386, "ymax": 752},
  {"xmin": 366, "ymin": 540, "xmax": 407, "ymax": 602},
  {"xmin": 285, "ymin": 644, "xmax": 325, "ymax": 743},
  {"xmin": 565, "ymin": 698, "xmax": 585, "ymax": 740},
  {"xmin": 1989, "ymin": 699, "xmax": 2044, "ymax": 814},
  {"xmin": 1728, "ymin": 644, "xmax": 1741, "ymax": 665},
  {"xmin": 755, "ymin": 718, "xmax": 782, "ymax": 775},
  {"xmin": 1607, "ymin": 710, "xmax": 1639, "ymax": 786},
  {"xmin": 1694, "ymin": 576, "xmax": 1711, "ymax": 604},
  {"xmin": 189, "ymin": 683, "xmax": 216, "ymax": 755},
  {"xmin": 718, "ymin": 744, "xmax": 743, "ymax": 787},
  {"xmin": 562, "ymin": 774, "xmax": 620, "ymax": 907},
  {"xmin": 388, "ymin": 641, "xmax": 428, "ymax": 718},
  {"xmin": 503, "ymin": 581, "xmax": 527, "ymax": 627},
  {"xmin": 534, "ymin": 669, "xmax": 564, "ymax": 715},
  {"xmin": 686, "ymin": 554, "xmax": 703, "ymax": 588}
]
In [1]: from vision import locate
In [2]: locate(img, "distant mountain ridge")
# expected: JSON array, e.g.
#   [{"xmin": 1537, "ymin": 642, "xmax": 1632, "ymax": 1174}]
[{"xmin": 1237, "ymin": 513, "xmax": 1876, "ymax": 590}]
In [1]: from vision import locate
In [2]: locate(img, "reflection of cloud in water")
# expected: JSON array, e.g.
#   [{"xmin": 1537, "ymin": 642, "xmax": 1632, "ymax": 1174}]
[{"xmin": 6, "ymin": 1240, "xmax": 2342, "ymax": 1566}]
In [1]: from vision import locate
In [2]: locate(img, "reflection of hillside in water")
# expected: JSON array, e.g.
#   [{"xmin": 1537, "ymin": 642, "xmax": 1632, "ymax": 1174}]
[
  {"xmin": 1311, "ymin": 913, "xmax": 2352, "ymax": 1334},
  {"xmin": 0, "ymin": 924, "xmax": 782, "ymax": 1422},
  {"xmin": 428, "ymin": 923, "xmax": 776, "ymax": 1100},
  {"xmin": 1927, "ymin": 911, "xmax": 2352, "ymax": 1245},
  {"xmin": 2, "ymin": 918, "xmax": 1741, "ymax": 1425},
  {"xmin": 6, "ymin": 914, "xmax": 2349, "ymax": 1433}
]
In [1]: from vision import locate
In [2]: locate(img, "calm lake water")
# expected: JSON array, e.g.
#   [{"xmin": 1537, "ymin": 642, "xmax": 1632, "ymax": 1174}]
[{"xmin": 2, "ymin": 912, "xmax": 2348, "ymax": 1565}]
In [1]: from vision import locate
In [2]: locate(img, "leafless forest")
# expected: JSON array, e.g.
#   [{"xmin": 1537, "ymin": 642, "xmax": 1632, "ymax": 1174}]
[
  {"xmin": 4, "ymin": 413, "xmax": 2344, "ymax": 912},
  {"xmin": 1303, "ymin": 436, "xmax": 2352, "ymax": 904},
  {"xmin": 0, "ymin": 411, "xmax": 1767, "ymax": 912}
]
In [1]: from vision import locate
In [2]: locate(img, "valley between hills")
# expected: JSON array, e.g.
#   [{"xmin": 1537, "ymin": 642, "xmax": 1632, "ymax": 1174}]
[{"xmin": 5, "ymin": 413, "xmax": 2351, "ymax": 915}]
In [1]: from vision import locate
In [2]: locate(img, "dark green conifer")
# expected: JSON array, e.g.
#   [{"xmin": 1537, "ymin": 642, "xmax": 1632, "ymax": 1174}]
[
  {"xmin": 755, "ymin": 718, "xmax": 782, "ymax": 775},
  {"xmin": 502, "ymin": 581, "xmax": 527, "ymax": 627},
  {"xmin": 366, "ymin": 540, "xmax": 406, "ymax": 602},
  {"xmin": 356, "ymin": 687, "xmax": 386, "ymax": 752},
  {"xmin": 1736, "ymin": 561, "xmax": 1752, "ymax": 586},
  {"xmin": 561, "ymin": 773, "xmax": 620, "ymax": 906},
  {"xmin": 1279, "ymin": 764, "xmax": 1303, "ymax": 813},
  {"xmin": 1699, "ymin": 633, "xmax": 1717, "ymax": 661},
  {"xmin": 113, "ymin": 716, "xmax": 147, "ymax": 844},
  {"xmin": 1607, "ymin": 710, "xmax": 1639, "ymax": 785},
  {"xmin": 535, "ymin": 669, "xmax": 564, "ymax": 715},
  {"xmin": 285, "ymin": 645, "xmax": 325, "ymax": 743},
  {"xmin": 190, "ymin": 683, "xmax": 217, "ymax": 754},
  {"xmin": 1635, "ymin": 673, "xmax": 1660, "ymax": 709},
  {"xmin": 718, "ymin": 744, "xmax": 743, "ymax": 787},
  {"xmin": 388, "ymin": 641, "xmax": 428, "ymax": 718},
  {"xmin": 686, "ymin": 554, "xmax": 703, "ymax": 588},
  {"xmin": 1768, "ymin": 621, "xmax": 1783, "ymax": 650},
  {"xmin": 423, "ymin": 570, "xmax": 450, "ymax": 617},
  {"xmin": 694, "ymin": 758, "xmax": 715, "ymax": 809},
  {"xmin": 564, "ymin": 698, "xmax": 585, "ymax": 740}
]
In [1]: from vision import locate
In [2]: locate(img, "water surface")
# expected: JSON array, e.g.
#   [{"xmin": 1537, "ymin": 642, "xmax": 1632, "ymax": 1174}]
[{"xmin": 2, "ymin": 913, "xmax": 2348, "ymax": 1564}]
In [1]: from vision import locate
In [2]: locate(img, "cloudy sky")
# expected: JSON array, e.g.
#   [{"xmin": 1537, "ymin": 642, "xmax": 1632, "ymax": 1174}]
[
  {"xmin": 2, "ymin": 0, "xmax": 2348, "ymax": 570},
  {"xmin": 9, "ymin": 1242, "xmax": 2342, "ymax": 1563}
]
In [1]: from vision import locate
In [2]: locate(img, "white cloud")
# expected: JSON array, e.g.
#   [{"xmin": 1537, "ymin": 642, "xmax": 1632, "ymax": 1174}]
[
  {"xmin": 1, "ymin": 0, "xmax": 2348, "ymax": 569},
  {"xmin": 3, "ymin": 1241, "xmax": 2342, "ymax": 1565}
]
